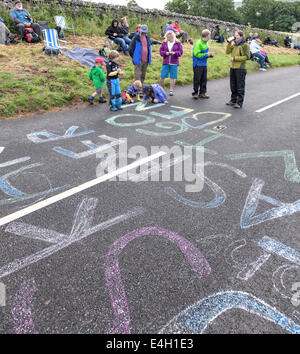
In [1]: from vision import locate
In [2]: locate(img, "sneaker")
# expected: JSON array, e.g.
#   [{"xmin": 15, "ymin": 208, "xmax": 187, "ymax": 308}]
[
  {"xmin": 117, "ymin": 107, "xmax": 123, "ymax": 110},
  {"xmin": 233, "ymin": 103, "xmax": 241, "ymax": 109},
  {"xmin": 199, "ymin": 93, "xmax": 209, "ymax": 99},
  {"xmin": 169, "ymin": 91, "xmax": 174, "ymax": 96},
  {"xmin": 99, "ymin": 97, "xmax": 107, "ymax": 103},
  {"xmin": 226, "ymin": 101, "xmax": 235, "ymax": 106},
  {"xmin": 259, "ymin": 68, "xmax": 267, "ymax": 72},
  {"xmin": 192, "ymin": 92, "xmax": 198, "ymax": 99},
  {"xmin": 88, "ymin": 97, "xmax": 94, "ymax": 105},
  {"xmin": 110, "ymin": 106, "xmax": 118, "ymax": 111}
]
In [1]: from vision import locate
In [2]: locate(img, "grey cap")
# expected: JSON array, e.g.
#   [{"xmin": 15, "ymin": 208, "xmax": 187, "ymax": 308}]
[{"xmin": 140, "ymin": 25, "xmax": 148, "ymax": 33}]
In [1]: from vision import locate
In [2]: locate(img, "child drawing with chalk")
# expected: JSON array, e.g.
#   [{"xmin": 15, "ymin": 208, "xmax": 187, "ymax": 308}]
[
  {"xmin": 106, "ymin": 50, "xmax": 124, "ymax": 111},
  {"xmin": 88, "ymin": 57, "xmax": 107, "ymax": 104},
  {"xmin": 122, "ymin": 80, "xmax": 142, "ymax": 104},
  {"xmin": 142, "ymin": 84, "xmax": 168, "ymax": 104}
]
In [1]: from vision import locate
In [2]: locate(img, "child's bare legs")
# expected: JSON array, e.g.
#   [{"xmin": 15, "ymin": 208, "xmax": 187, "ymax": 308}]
[{"xmin": 170, "ymin": 79, "xmax": 175, "ymax": 93}]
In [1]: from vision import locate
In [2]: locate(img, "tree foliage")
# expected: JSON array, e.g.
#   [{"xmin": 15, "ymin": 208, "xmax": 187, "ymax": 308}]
[{"xmin": 163, "ymin": 0, "xmax": 300, "ymax": 32}]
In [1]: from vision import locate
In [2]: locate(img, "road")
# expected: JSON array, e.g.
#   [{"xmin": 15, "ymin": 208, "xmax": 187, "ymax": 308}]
[{"xmin": 0, "ymin": 66, "xmax": 300, "ymax": 334}]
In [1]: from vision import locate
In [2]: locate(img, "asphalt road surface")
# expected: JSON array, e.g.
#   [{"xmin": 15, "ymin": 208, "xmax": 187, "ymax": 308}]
[{"xmin": 0, "ymin": 66, "xmax": 300, "ymax": 334}]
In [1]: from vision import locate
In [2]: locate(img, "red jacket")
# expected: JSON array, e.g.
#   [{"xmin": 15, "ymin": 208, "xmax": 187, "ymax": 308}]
[{"xmin": 172, "ymin": 23, "xmax": 182, "ymax": 33}]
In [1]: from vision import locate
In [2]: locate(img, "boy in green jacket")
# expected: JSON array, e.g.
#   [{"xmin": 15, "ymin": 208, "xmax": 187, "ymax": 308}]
[{"xmin": 88, "ymin": 57, "xmax": 107, "ymax": 104}]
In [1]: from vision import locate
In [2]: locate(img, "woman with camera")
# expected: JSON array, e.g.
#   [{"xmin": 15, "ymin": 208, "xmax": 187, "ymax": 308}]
[{"xmin": 225, "ymin": 30, "xmax": 250, "ymax": 109}]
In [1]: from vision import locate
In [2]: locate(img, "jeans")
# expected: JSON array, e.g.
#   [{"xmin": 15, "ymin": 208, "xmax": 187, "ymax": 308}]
[
  {"xmin": 252, "ymin": 52, "xmax": 266, "ymax": 68},
  {"xmin": 114, "ymin": 37, "xmax": 128, "ymax": 53},
  {"xmin": 123, "ymin": 35, "xmax": 131, "ymax": 45}
]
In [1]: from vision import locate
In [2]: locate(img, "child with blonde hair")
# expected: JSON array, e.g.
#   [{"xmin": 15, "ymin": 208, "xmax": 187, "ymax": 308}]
[{"xmin": 122, "ymin": 80, "xmax": 142, "ymax": 104}]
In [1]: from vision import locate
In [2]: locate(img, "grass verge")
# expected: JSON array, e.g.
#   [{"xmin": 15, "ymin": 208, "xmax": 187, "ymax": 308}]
[{"xmin": 0, "ymin": 35, "xmax": 299, "ymax": 119}]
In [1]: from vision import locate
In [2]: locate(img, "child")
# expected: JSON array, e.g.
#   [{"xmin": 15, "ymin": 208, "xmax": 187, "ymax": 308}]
[
  {"xmin": 159, "ymin": 30, "xmax": 183, "ymax": 96},
  {"xmin": 122, "ymin": 80, "xmax": 142, "ymax": 104},
  {"xmin": 88, "ymin": 57, "xmax": 107, "ymax": 104},
  {"xmin": 106, "ymin": 50, "xmax": 123, "ymax": 111},
  {"xmin": 142, "ymin": 84, "xmax": 168, "ymax": 104}
]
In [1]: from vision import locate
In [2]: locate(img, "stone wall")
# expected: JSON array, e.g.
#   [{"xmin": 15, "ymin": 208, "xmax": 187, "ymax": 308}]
[{"xmin": 0, "ymin": 0, "xmax": 286, "ymax": 37}]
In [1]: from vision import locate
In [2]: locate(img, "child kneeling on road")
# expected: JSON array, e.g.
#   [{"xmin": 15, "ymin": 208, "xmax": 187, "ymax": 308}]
[
  {"xmin": 106, "ymin": 50, "xmax": 124, "ymax": 111},
  {"xmin": 122, "ymin": 80, "xmax": 142, "ymax": 104},
  {"xmin": 142, "ymin": 84, "xmax": 168, "ymax": 104},
  {"xmin": 88, "ymin": 57, "xmax": 107, "ymax": 104}
]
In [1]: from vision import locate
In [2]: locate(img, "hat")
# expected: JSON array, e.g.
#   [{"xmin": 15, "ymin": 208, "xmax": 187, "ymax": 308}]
[
  {"xmin": 140, "ymin": 25, "xmax": 148, "ymax": 33},
  {"xmin": 15, "ymin": 0, "xmax": 22, "ymax": 3},
  {"xmin": 95, "ymin": 57, "xmax": 105, "ymax": 64}
]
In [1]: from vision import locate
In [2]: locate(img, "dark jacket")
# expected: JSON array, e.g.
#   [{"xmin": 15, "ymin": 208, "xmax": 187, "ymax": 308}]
[
  {"xmin": 129, "ymin": 31, "xmax": 151, "ymax": 66},
  {"xmin": 106, "ymin": 60, "xmax": 119, "ymax": 80},
  {"xmin": 120, "ymin": 25, "xmax": 129, "ymax": 35},
  {"xmin": 105, "ymin": 19, "xmax": 124, "ymax": 39}
]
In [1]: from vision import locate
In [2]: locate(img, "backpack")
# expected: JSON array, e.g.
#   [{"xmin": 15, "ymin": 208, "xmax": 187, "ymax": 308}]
[
  {"xmin": 99, "ymin": 45, "xmax": 110, "ymax": 58},
  {"xmin": 24, "ymin": 28, "xmax": 40, "ymax": 43}
]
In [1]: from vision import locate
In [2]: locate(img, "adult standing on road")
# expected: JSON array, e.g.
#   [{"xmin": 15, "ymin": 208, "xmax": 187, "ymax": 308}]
[
  {"xmin": 192, "ymin": 29, "xmax": 213, "ymax": 100},
  {"xmin": 129, "ymin": 24, "xmax": 151, "ymax": 85},
  {"xmin": 226, "ymin": 30, "xmax": 250, "ymax": 109},
  {"xmin": 159, "ymin": 30, "xmax": 183, "ymax": 96}
]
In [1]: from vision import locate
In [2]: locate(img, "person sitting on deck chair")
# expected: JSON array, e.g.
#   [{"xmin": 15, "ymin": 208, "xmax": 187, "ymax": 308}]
[{"xmin": 10, "ymin": 0, "xmax": 41, "ymax": 40}]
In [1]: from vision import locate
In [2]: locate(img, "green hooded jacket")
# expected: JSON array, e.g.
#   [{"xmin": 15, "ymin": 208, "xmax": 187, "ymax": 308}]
[
  {"xmin": 88, "ymin": 66, "xmax": 105, "ymax": 89},
  {"xmin": 226, "ymin": 40, "xmax": 250, "ymax": 69}
]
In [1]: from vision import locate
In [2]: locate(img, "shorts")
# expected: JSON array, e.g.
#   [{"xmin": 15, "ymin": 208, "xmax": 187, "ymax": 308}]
[
  {"xmin": 161, "ymin": 64, "xmax": 178, "ymax": 79},
  {"xmin": 96, "ymin": 87, "xmax": 103, "ymax": 95}
]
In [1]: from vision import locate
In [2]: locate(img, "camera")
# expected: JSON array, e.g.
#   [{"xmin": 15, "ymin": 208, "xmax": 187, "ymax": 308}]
[{"xmin": 227, "ymin": 36, "xmax": 235, "ymax": 42}]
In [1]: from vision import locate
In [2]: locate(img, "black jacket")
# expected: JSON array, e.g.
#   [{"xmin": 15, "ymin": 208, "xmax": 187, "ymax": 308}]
[
  {"xmin": 105, "ymin": 19, "xmax": 124, "ymax": 39},
  {"xmin": 106, "ymin": 60, "xmax": 119, "ymax": 80}
]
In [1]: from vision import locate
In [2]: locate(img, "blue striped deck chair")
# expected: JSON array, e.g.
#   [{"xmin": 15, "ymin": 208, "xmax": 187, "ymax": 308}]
[
  {"xmin": 42, "ymin": 29, "xmax": 67, "ymax": 51},
  {"xmin": 54, "ymin": 16, "xmax": 75, "ymax": 38}
]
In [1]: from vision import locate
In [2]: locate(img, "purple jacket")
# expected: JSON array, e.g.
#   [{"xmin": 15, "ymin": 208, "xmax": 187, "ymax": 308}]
[{"xmin": 160, "ymin": 41, "xmax": 183, "ymax": 65}]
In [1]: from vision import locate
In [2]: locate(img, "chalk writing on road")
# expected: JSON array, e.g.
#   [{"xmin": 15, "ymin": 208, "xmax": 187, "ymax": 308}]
[
  {"xmin": 241, "ymin": 179, "xmax": 300, "ymax": 228},
  {"xmin": 159, "ymin": 291, "xmax": 300, "ymax": 334},
  {"xmin": 105, "ymin": 226, "xmax": 211, "ymax": 334},
  {"xmin": 53, "ymin": 135, "xmax": 120, "ymax": 159},
  {"xmin": 226, "ymin": 150, "xmax": 300, "ymax": 183},
  {"xmin": 27, "ymin": 126, "xmax": 94, "ymax": 144},
  {"xmin": 11, "ymin": 278, "xmax": 38, "ymax": 334},
  {"xmin": 0, "ymin": 197, "xmax": 144, "ymax": 279}
]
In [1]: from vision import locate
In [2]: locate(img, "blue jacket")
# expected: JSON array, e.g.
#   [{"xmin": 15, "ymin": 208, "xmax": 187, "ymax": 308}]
[
  {"xmin": 129, "ymin": 32, "xmax": 151, "ymax": 66},
  {"xmin": 10, "ymin": 8, "xmax": 32, "ymax": 25}
]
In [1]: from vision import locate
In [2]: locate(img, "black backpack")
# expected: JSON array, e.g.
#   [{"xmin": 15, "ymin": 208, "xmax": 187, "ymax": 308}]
[{"xmin": 24, "ymin": 28, "xmax": 40, "ymax": 43}]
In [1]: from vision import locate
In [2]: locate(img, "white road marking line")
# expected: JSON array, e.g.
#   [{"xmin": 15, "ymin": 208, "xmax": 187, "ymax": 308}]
[
  {"xmin": 255, "ymin": 92, "xmax": 300, "ymax": 113},
  {"xmin": 0, "ymin": 151, "xmax": 166, "ymax": 227}
]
